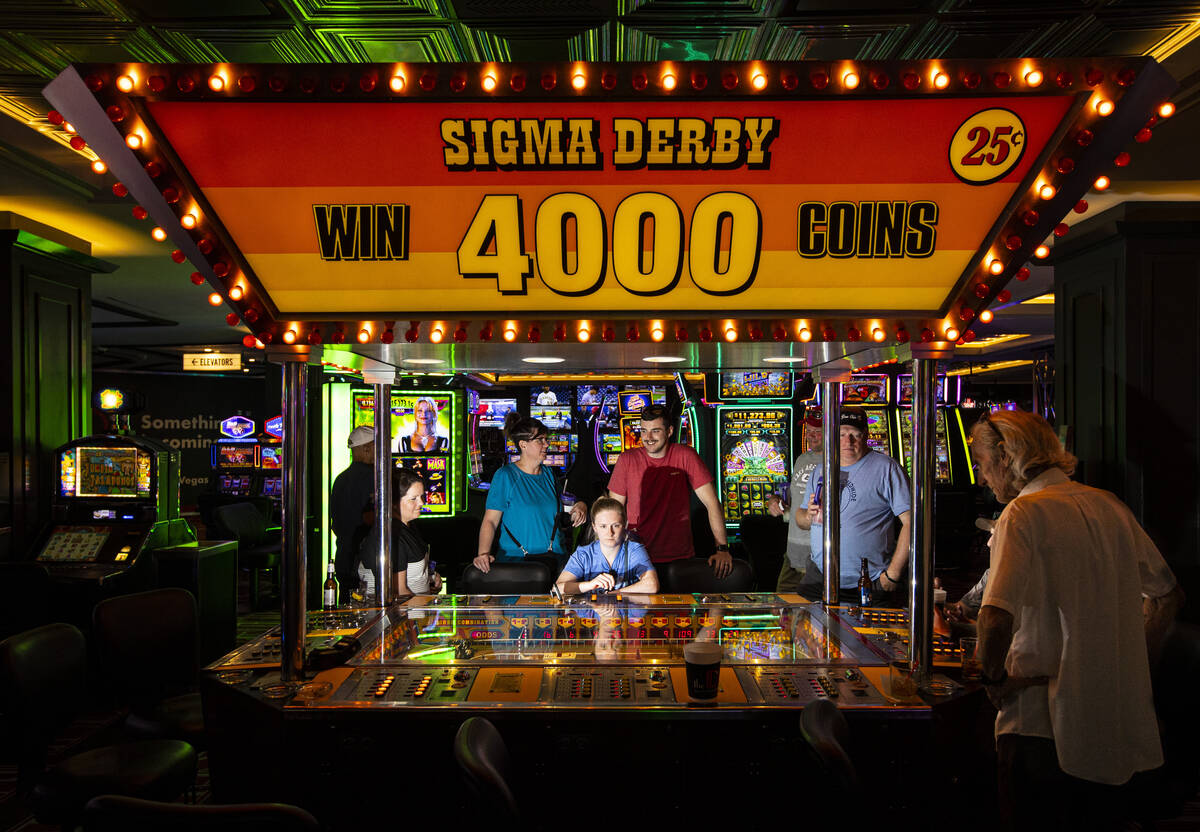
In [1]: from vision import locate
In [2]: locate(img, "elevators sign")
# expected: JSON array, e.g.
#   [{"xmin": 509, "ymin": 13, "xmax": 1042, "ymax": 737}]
[{"xmin": 137, "ymin": 95, "xmax": 1076, "ymax": 317}]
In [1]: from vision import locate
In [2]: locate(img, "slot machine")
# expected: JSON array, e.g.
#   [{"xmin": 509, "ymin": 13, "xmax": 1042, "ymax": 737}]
[
  {"xmin": 896, "ymin": 373, "xmax": 974, "ymax": 487},
  {"xmin": 467, "ymin": 394, "xmax": 517, "ymax": 491},
  {"xmin": 210, "ymin": 415, "xmax": 261, "ymax": 498},
  {"xmin": 673, "ymin": 372, "xmax": 702, "ymax": 453},
  {"xmin": 841, "ymin": 373, "xmax": 901, "ymax": 462},
  {"xmin": 36, "ymin": 434, "xmax": 194, "ymax": 583},
  {"xmin": 581, "ymin": 383, "xmax": 622, "ymax": 474},
  {"xmin": 257, "ymin": 415, "xmax": 283, "ymax": 502},
  {"xmin": 529, "ymin": 384, "xmax": 576, "ymax": 476},
  {"xmin": 712, "ymin": 371, "xmax": 795, "ymax": 527},
  {"xmin": 349, "ymin": 387, "xmax": 466, "ymax": 517}
]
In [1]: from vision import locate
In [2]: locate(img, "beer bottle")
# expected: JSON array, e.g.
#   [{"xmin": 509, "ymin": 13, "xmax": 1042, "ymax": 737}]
[
  {"xmin": 858, "ymin": 558, "xmax": 873, "ymax": 607},
  {"xmin": 323, "ymin": 561, "xmax": 339, "ymax": 610}
]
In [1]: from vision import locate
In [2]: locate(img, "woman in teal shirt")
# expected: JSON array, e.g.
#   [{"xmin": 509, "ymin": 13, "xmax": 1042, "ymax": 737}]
[{"xmin": 473, "ymin": 415, "xmax": 587, "ymax": 572}]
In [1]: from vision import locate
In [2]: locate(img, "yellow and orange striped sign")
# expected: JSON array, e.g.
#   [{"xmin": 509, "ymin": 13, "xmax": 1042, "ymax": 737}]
[{"xmin": 148, "ymin": 97, "xmax": 1072, "ymax": 317}]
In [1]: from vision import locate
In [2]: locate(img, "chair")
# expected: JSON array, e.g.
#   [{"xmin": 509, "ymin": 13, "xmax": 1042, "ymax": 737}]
[
  {"xmin": 453, "ymin": 717, "xmax": 519, "ymax": 820},
  {"xmin": 738, "ymin": 514, "xmax": 788, "ymax": 591},
  {"xmin": 83, "ymin": 794, "xmax": 320, "ymax": 831},
  {"xmin": 93, "ymin": 588, "xmax": 206, "ymax": 749},
  {"xmin": 660, "ymin": 558, "xmax": 755, "ymax": 593},
  {"xmin": 459, "ymin": 561, "xmax": 553, "ymax": 595},
  {"xmin": 213, "ymin": 501, "xmax": 282, "ymax": 609},
  {"xmin": 800, "ymin": 699, "xmax": 864, "ymax": 822},
  {"xmin": 0, "ymin": 562, "xmax": 53, "ymax": 641},
  {"xmin": 0, "ymin": 623, "xmax": 196, "ymax": 826}
]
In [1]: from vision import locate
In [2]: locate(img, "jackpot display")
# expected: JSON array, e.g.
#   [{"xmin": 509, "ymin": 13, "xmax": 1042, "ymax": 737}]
[
  {"xmin": 716, "ymin": 406, "xmax": 792, "ymax": 525},
  {"xmin": 351, "ymin": 389, "xmax": 465, "ymax": 515},
  {"xmin": 720, "ymin": 371, "xmax": 793, "ymax": 400}
]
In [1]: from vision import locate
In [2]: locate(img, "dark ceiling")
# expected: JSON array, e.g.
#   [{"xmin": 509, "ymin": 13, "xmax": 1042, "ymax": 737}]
[{"xmin": 2, "ymin": 0, "xmax": 1199, "ymax": 377}]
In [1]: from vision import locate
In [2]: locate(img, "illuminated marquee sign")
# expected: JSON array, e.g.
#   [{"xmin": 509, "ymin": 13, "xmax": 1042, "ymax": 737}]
[
  {"xmin": 220, "ymin": 415, "xmax": 255, "ymax": 439},
  {"xmin": 44, "ymin": 59, "xmax": 1175, "ymax": 336},
  {"xmin": 145, "ymin": 95, "xmax": 1069, "ymax": 316}
]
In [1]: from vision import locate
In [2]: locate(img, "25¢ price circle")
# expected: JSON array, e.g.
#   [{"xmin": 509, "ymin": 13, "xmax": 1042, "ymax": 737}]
[{"xmin": 949, "ymin": 108, "xmax": 1026, "ymax": 185}]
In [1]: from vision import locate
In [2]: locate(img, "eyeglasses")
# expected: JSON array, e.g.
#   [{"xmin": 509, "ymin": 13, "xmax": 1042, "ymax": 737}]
[{"xmin": 969, "ymin": 411, "xmax": 1005, "ymax": 452}]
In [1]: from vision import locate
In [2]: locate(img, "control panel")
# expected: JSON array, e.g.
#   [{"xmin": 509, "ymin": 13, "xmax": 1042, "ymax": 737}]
[
  {"xmin": 744, "ymin": 666, "xmax": 889, "ymax": 706},
  {"xmin": 333, "ymin": 667, "xmax": 477, "ymax": 704},
  {"xmin": 549, "ymin": 667, "xmax": 677, "ymax": 704}
]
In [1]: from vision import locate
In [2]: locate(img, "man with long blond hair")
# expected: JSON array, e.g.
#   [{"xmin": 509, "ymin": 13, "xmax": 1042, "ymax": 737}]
[{"xmin": 972, "ymin": 409, "xmax": 1183, "ymax": 830}]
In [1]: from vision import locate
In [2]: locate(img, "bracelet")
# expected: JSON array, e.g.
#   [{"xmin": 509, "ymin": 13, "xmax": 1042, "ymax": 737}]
[{"xmin": 884, "ymin": 572, "xmax": 900, "ymax": 583}]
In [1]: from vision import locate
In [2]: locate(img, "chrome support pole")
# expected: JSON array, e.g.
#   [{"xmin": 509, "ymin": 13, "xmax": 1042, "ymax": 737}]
[
  {"xmin": 817, "ymin": 373, "xmax": 845, "ymax": 606},
  {"xmin": 908, "ymin": 354, "xmax": 938, "ymax": 685},
  {"xmin": 370, "ymin": 376, "xmax": 393, "ymax": 606},
  {"xmin": 280, "ymin": 359, "xmax": 309, "ymax": 683}
]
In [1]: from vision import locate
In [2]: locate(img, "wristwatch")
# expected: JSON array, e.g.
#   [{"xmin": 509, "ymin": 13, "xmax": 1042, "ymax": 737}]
[{"xmin": 714, "ymin": 544, "xmax": 730, "ymax": 552}]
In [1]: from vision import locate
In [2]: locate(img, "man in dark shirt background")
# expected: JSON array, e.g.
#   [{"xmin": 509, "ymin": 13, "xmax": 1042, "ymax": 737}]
[{"xmin": 331, "ymin": 425, "xmax": 376, "ymax": 602}]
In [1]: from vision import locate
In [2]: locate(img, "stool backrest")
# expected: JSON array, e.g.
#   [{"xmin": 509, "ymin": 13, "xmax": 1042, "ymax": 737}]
[
  {"xmin": 0, "ymin": 623, "xmax": 87, "ymax": 782},
  {"xmin": 459, "ymin": 562, "xmax": 552, "ymax": 595},
  {"xmin": 213, "ymin": 502, "xmax": 269, "ymax": 546},
  {"xmin": 93, "ymin": 588, "xmax": 199, "ymax": 705},
  {"xmin": 83, "ymin": 794, "xmax": 320, "ymax": 831},
  {"xmin": 660, "ymin": 558, "xmax": 754, "ymax": 593}
]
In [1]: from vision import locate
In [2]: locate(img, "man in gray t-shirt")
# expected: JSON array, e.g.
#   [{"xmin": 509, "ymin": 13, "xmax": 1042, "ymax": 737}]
[
  {"xmin": 767, "ymin": 432, "xmax": 823, "ymax": 593},
  {"xmin": 797, "ymin": 407, "xmax": 912, "ymax": 602}
]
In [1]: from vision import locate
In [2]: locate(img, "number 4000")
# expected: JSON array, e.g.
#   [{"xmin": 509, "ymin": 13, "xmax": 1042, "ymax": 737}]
[{"xmin": 456, "ymin": 192, "xmax": 762, "ymax": 297}]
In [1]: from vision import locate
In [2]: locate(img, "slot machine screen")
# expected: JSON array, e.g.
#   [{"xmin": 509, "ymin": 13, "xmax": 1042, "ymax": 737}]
[
  {"xmin": 842, "ymin": 374, "xmax": 888, "ymax": 404},
  {"xmin": 219, "ymin": 474, "xmax": 252, "ymax": 495},
  {"xmin": 353, "ymin": 392, "xmax": 454, "ymax": 453},
  {"xmin": 601, "ymin": 433, "xmax": 623, "ymax": 454},
  {"xmin": 531, "ymin": 406, "xmax": 572, "ymax": 429},
  {"xmin": 261, "ymin": 477, "xmax": 283, "ymax": 497},
  {"xmin": 545, "ymin": 454, "xmax": 567, "ymax": 467},
  {"xmin": 63, "ymin": 446, "xmax": 151, "ymax": 499},
  {"xmin": 864, "ymin": 411, "xmax": 892, "ymax": 456},
  {"xmin": 719, "ymin": 371, "xmax": 793, "ymax": 400},
  {"xmin": 897, "ymin": 374, "xmax": 947, "ymax": 405},
  {"xmin": 620, "ymin": 416, "xmax": 642, "ymax": 449},
  {"xmin": 478, "ymin": 398, "xmax": 518, "ymax": 428},
  {"xmin": 619, "ymin": 391, "xmax": 651, "ymax": 415},
  {"xmin": 213, "ymin": 443, "xmax": 259, "ymax": 469},
  {"xmin": 394, "ymin": 455, "xmax": 450, "ymax": 513},
  {"xmin": 530, "ymin": 385, "xmax": 573, "ymax": 409},
  {"xmin": 260, "ymin": 445, "xmax": 282, "ymax": 469},
  {"xmin": 717, "ymin": 407, "xmax": 792, "ymax": 524},
  {"xmin": 900, "ymin": 409, "xmax": 952, "ymax": 483},
  {"xmin": 576, "ymin": 384, "xmax": 613, "ymax": 415},
  {"xmin": 38, "ymin": 525, "xmax": 110, "ymax": 562}
]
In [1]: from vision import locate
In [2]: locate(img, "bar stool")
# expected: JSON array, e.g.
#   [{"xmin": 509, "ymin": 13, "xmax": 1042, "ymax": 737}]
[
  {"xmin": 459, "ymin": 561, "xmax": 553, "ymax": 595},
  {"xmin": 660, "ymin": 558, "xmax": 755, "ymax": 593},
  {"xmin": 0, "ymin": 623, "xmax": 196, "ymax": 827},
  {"xmin": 453, "ymin": 717, "xmax": 519, "ymax": 820},
  {"xmin": 83, "ymin": 794, "xmax": 320, "ymax": 831},
  {"xmin": 93, "ymin": 588, "xmax": 206, "ymax": 749}
]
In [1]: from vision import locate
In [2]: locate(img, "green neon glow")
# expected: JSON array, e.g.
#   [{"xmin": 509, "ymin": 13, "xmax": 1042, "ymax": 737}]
[
  {"xmin": 956, "ymin": 408, "xmax": 975, "ymax": 485},
  {"xmin": 323, "ymin": 382, "xmax": 353, "ymax": 575},
  {"xmin": 407, "ymin": 646, "xmax": 456, "ymax": 660}
]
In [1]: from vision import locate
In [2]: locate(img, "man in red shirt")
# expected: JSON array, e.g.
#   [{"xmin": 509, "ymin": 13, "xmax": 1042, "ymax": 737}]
[{"xmin": 607, "ymin": 404, "xmax": 732, "ymax": 577}]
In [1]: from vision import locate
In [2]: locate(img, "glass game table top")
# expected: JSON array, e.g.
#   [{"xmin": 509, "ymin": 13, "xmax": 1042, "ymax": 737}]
[{"xmin": 349, "ymin": 596, "xmax": 885, "ymax": 666}]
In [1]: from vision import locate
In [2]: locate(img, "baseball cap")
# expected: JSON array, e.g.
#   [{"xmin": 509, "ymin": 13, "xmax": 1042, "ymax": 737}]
[
  {"xmin": 840, "ymin": 407, "xmax": 868, "ymax": 434},
  {"xmin": 347, "ymin": 425, "xmax": 375, "ymax": 448}
]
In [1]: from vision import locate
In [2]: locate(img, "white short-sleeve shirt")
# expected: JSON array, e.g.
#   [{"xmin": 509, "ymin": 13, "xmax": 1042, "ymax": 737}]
[{"xmin": 982, "ymin": 468, "xmax": 1177, "ymax": 785}]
